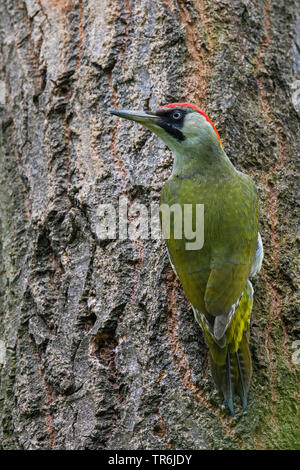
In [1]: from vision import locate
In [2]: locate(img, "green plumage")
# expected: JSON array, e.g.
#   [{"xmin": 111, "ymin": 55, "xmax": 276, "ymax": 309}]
[
  {"xmin": 110, "ymin": 105, "xmax": 261, "ymax": 415},
  {"xmin": 194, "ymin": 280, "xmax": 253, "ymax": 413},
  {"xmin": 161, "ymin": 146, "xmax": 258, "ymax": 414},
  {"xmin": 161, "ymin": 161, "xmax": 258, "ymax": 314}
]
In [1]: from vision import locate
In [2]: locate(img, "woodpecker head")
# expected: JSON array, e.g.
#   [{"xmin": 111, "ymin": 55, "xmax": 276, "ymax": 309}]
[{"xmin": 110, "ymin": 103, "xmax": 222, "ymax": 155}]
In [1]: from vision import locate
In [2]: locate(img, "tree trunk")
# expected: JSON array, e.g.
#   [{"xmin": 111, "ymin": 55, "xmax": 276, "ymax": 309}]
[{"xmin": 0, "ymin": 0, "xmax": 299, "ymax": 450}]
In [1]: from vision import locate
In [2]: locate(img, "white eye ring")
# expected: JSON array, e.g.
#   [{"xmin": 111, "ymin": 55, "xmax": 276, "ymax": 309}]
[{"xmin": 172, "ymin": 111, "xmax": 181, "ymax": 120}]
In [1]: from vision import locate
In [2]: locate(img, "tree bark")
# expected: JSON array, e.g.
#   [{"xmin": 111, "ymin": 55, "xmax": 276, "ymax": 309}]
[{"xmin": 0, "ymin": 0, "xmax": 299, "ymax": 450}]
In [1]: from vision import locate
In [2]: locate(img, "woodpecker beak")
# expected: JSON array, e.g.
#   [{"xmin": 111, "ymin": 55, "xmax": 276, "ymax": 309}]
[{"xmin": 110, "ymin": 109, "xmax": 158, "ymax": 125}]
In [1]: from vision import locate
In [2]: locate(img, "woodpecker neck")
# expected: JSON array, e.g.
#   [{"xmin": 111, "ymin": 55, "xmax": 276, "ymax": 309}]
[{"xmin": 171, "ymin": 141, "xmax": 235, "ymax": 179}]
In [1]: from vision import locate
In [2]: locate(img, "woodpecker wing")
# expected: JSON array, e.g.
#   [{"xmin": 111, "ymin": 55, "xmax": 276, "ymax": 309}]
[
  {"xmin": 161, "ymin": 169, "xmax": 259, "ymax": 415},
  {"xmin": 161, "ymin": 171, "xmax": 258, "ymax": 318}
]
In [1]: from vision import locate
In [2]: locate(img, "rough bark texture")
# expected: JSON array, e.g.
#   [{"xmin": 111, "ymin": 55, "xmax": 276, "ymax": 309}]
[{"xmin": 0, "ymin": 0, "xmax": 299, "ymax": 450}]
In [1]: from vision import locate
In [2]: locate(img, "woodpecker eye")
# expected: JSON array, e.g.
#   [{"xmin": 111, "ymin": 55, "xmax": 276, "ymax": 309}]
[{"xmin": 172, "ymin": 110, "xmax": 182, "ymax": 120}]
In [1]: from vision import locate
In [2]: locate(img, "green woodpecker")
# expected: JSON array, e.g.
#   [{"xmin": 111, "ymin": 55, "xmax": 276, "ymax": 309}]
[{"xmin": 110, "ymin": 103, "xmax": 263, "ymax": 415}]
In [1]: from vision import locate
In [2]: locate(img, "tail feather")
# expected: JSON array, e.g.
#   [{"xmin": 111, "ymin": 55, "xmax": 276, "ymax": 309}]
[
  {"xmin": 209, "ymin": 332, "xmax": 252, "ymax": 415},
  {"xmin": 236, "ymin": 350, "xmax": 247, "ymax": 410},
  {"xmin": 225, "ymin": 351, "xmax": 235, "ymax": 416},
  {"xmin": 199, "ymin": 280, "xmax": 254, "ymax": 415},
  {"xmin": 235, "ymin": 330, "xmax": 252, "ymax": 410}
]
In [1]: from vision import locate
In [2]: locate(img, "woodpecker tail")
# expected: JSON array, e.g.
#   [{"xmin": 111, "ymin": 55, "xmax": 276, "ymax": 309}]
[
  {"xmin": 209, "ymin": 331, "xmax": 252, "ymax": 415},
  {"xmin": 197, "ymin": 280, "xmax": 253, "ymax": 415}
]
